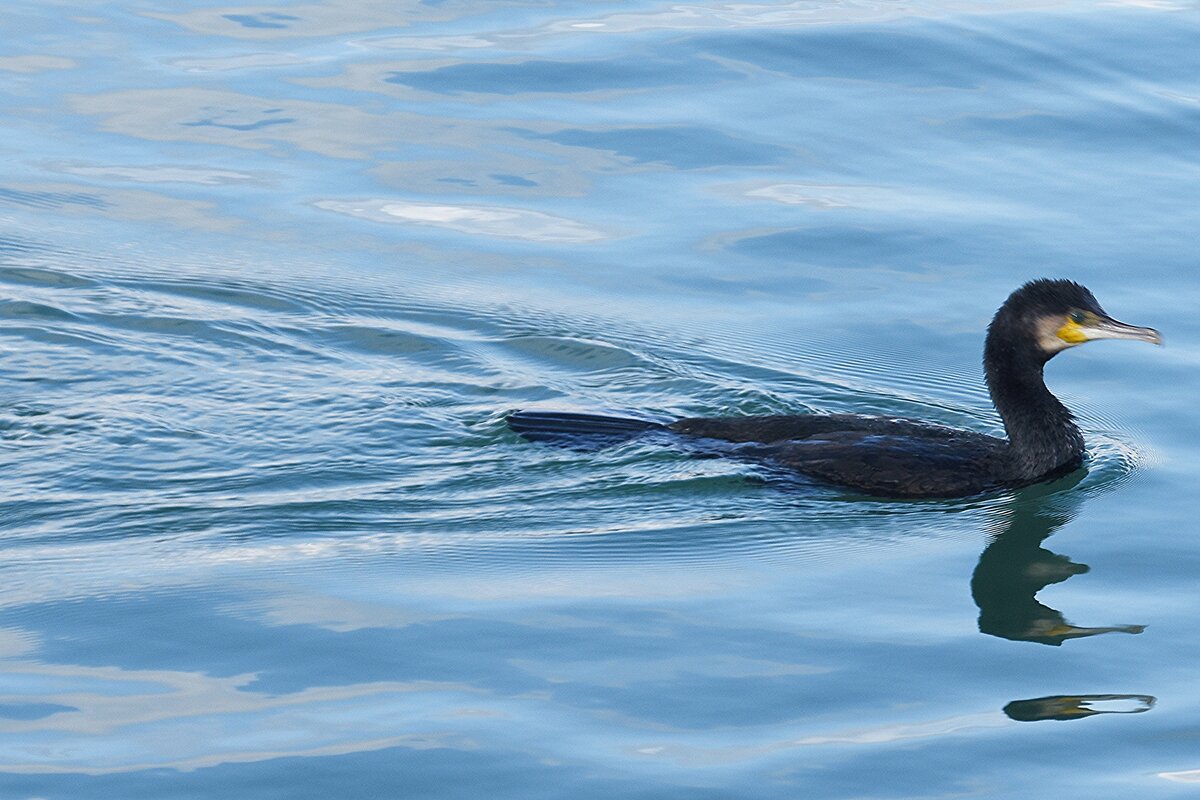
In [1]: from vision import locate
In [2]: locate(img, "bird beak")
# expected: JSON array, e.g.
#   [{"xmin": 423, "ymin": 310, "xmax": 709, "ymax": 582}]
[{"xmin": 1084, "ymin": 315, "xmax": 1163, "ymax": 345}]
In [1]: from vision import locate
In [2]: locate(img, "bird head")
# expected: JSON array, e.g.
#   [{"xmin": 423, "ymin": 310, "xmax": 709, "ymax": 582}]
[{"xmin": 993, "ymin": 279, "xmax": 1161, "ymax": 359}]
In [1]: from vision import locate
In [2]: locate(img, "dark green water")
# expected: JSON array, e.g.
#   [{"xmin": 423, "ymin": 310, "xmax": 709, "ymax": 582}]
[{"xmin": 1, "ymin": 1, "xmax": 1198, "ymax": 797}]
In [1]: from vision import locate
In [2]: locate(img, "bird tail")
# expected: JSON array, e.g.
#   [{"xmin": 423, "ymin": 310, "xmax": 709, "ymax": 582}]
[{"xmin": 506, "ymin": 410, "xmax": 667, "ymax": 444}]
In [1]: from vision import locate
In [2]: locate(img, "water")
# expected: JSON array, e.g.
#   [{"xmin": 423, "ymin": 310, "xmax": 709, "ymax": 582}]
[{"xmin": 1, "ymin": 1, "xmax": 1198, "ymax": 796}]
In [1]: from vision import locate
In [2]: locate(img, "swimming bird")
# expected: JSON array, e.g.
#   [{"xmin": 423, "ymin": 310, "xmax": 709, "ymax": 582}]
[{"xmin": 507, "ymin": 280, "xmax": 1160, "ymax": 498}]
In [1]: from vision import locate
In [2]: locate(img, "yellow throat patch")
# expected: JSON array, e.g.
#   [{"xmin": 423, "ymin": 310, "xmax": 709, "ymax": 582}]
[{"xmin": 1056, "ymin": 319, "xmax": 1089, "ymax": 344}]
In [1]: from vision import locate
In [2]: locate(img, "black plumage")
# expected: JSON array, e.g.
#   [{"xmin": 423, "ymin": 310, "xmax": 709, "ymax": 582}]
[{"xmin": 507, "ymin": 279, "xmax": 1160, "ymax": 498}]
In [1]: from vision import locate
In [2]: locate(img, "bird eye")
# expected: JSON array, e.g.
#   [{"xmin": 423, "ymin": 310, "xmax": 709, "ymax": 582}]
[{"xmin": 1069, "ymin": 311, "xmax": 1086, "ymax": 324}]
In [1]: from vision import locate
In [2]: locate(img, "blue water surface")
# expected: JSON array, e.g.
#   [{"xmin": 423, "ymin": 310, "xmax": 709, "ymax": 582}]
[{"xmin": 1, "ymin": 1, "xmax": 1199, "ymax": 797}]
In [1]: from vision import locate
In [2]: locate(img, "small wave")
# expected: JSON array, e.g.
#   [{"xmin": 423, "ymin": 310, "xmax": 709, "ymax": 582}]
[
  {"xmin": 1079, "ymin": 433, "xmax": 1144, "ymax": 495},
  {"xmin": 130, "ymin": 278, "xmax": 318, "ymax": 315},
  {"xmin": 0, "ymin": 265, "xmax": 95, "ymax": 289},
  {"xmin": 496, "ymin": 334, "xmax": 655, "ymax": 373},
  {"xmin": 0, "ymin": 405, "xmax": 99, "ymax": 441},
  {"xmin": 0, "ymin": 250, "xmax": 1153, "ymax": 576},
  {"xmin": 0, "ymin": 299, "xmax": 81, "ymax": 322}
]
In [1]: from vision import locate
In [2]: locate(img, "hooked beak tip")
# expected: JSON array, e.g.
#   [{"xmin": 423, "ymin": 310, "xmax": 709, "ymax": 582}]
[{"xmin": 1133, "ymin": 326, "xmax": 1163, "ymax": 346}]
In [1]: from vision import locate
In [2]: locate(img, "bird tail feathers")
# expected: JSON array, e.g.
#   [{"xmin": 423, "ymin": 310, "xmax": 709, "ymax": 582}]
[{"xmin": 506, "ymin": 410, "xmax": 666, "ymax": 443}]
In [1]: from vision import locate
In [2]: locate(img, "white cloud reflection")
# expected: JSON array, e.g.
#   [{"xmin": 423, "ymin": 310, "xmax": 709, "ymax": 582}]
[
  {"xmin": 354, "ymin": 0, "xmax": 1085, "ymax": 53},
  {"xmin": 354, "ymin": 34, "xmax": 496, "ymax": 52},
  {"xmin": 1161, "ymin": 769, "xmax": 1200, "ymax": 782},
  {"xmin": 742, "ymin": 182, "xmax": 1038, "ymax": 219},
  {"xmin": 167, "ymin": 53, "xmax": 321, "ymax": 72},
  {"xmin": 625, "ymin": 710, "xmax": 1010, "ymax": 766},
  {"xmin": 68, "ymin": 88, "xmax": 403, "ymax": 160},
  {"xmin": 1102, "ymin": 0, "xmax": 1191, "ymax": 7},
  {"xmin": 0, "ymin": 56, "xmax": 76, "ymax": 73},
  {"xmin": 0, "ymin": 659, "xmax": 486, "ymax": 774},
  {"xmin": 314, "ymin": 199, "xmax": 607, "ymax": 243},
  {"xmin": 511, "ymin": 654, "xmax": 830, "ymax": 688},
  {"xmin": 142, "ymin": 1, "xmax": 533, "ymax": 40},
  {"xmin": 43, "ymin": 161, "xmax": 267, "ymax": 186}
]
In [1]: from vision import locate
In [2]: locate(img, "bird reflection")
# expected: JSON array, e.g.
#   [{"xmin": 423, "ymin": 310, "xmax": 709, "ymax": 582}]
[
  {"xmin": 973, "ymin": 482, "xmax": 1155, "ymax": 720},
  {"xmin": 1004, "ymin": 693, "xmax": 1155, "ymax": 722},
  {"xmin": 971, "ymin": 480, "xmax": 1145, "ymax": 646}
]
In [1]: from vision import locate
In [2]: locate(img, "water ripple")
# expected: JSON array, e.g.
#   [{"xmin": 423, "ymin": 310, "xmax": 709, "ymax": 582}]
[{"xmin": 2, "ymin": 254, "xmax": 1083, "ymax": 574}]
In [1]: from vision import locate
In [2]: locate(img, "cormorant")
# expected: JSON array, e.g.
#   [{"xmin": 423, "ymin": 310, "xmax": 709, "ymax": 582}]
[{"xmin": 506, "ymin": 279, "xmax": 1161, "ymax": 498}]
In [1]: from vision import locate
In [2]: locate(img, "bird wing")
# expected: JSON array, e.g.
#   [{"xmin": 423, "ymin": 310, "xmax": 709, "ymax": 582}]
[
  {"xmin": 669, "ymin": 413, "xmax": 955, "ymax": 443},
  {"xmin": 748, "ymin": 432, "xmax": 1003, "ymax": 498}
]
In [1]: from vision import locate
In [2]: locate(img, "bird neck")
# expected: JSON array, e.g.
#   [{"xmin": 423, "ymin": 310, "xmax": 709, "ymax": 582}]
[{"xmin": 984, "ymin": 337, "xmax": 1084, "ymax": 481}]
